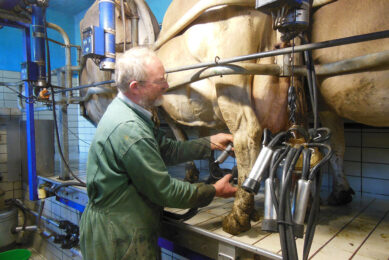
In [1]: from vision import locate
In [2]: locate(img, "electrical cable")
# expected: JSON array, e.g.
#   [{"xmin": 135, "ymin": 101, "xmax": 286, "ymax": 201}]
[{"xmin": 61, "ymin": 123, "xmax": 91, "ymax": 146}]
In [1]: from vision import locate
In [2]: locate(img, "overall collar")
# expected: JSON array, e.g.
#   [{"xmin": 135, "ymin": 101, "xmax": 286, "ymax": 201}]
[{"xmin": 118, "ymin": 91, "xmax": 152, "ymax": 119}]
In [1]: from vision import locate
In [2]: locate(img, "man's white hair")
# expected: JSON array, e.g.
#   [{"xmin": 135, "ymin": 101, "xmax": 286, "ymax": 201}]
[{"xmin": 115, "ymin": 47, "xmax": 158, "ymax": 92}]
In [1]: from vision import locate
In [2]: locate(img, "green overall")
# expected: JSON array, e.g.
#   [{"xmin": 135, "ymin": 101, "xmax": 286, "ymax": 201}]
[{"xmin": 79, "ymin": 97, "xmax": 215, "ymax": 260}]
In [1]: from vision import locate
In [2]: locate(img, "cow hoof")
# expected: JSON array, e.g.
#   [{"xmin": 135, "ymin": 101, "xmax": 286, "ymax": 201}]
[
  {"xmin": 222, "ymin": 211, "xmax": 251, "ymax": 235},
  {"xmin": 250, "ymin": 208, "xmax": 261, "ymax": 222},
  {"xmin": 327, "ymin": 188, "xmax": 355, "ymax": 206}
]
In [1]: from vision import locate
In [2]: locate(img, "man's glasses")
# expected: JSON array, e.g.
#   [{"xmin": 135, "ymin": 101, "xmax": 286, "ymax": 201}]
[{"xmin": 137, "ymin": 73, "xmax": 168, "ymax": 85}]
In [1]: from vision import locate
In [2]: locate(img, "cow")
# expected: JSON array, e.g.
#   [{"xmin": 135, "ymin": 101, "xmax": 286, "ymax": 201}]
[{"xmin": 80, "ymin": 0, "xmax": 389, "ymax": 235}]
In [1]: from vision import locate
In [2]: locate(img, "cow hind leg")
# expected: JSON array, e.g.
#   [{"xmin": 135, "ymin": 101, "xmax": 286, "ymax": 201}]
[
  {"xmin": 320, "ymin": 111, "xmax": 355, "ymax": 205},
  {"xmin": 215, "ymin": 83, "xmax": 262, "ymax": 235}
]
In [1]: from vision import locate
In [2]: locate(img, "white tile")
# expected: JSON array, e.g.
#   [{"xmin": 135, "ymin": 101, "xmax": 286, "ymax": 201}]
[
  {"xmin": 4, "ymin": 190, "xmax": 13, "ymax": 200},
  {"xmin": 343, "ymin": 161, "xmax": 361, "ymax": 177},
  {"xmin": 362, "ymin": 163, "xmax": 389, "ymax": 180},
  {"xmin": 343, "ymin": 147, "xmax": 361, "ymax": 161},
  {"xmin": 0, "ymin": 153, "xmax": 7, "ymax": 163},
  {"xmin": 345, "ymin": 132, "xmax": 361, "ymax": 147},
  {"xmin": 3, "ymin": 70, "xmax": 21, "ymax": 79},
  {"xmin": 0, "ymin": 108, "xmax": 10, "ymax": 116},
  {"xmin": 0, "ymin": 144, "xmax": 7, "ymax": 153},
  {"xmin": 13, "ymin": 181, "xmax": 22, "ymax": 189},
  {"xmin": 363, "ymin": 148, "xmax": 389, "ymax": 164},
  {"xmin": 14, "ymin": 189, "xmax": 22, "ymax": 199},
  {"xmin": 0, "ymin": 182, "xmax": 13, "ymax": 191},
  {"xmin": 362, "ymin": 178, "xmax": 389, "ymax": 196}
]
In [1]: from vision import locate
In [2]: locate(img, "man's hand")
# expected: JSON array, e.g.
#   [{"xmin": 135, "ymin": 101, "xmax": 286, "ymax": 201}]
[
  {"xmin": 213, "ymin": 174, "xmax": 237, "ymax": 198},
  {"xmin": 210, "ymin": 133, "xmax": 233, "ymax": 151}
]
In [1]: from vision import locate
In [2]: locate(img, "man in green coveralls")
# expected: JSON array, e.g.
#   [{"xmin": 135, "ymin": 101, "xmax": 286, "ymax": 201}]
[{"xmin": 79, "ymin": 47, "xmax": 237, "ymax": 260}]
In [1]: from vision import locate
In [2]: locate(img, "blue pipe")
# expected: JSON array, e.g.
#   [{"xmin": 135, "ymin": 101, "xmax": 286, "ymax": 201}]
[
  {"xmin": 99, "ymin": 0, "xmax": 115, "ymax": 70},
  {"xmin": 31, "ymin": 5, "xmax": 46, "ymax": 87},
  {"xmin": 22, "ymin": 27, "xmax": 38, "ymax": 201},
  {"xmin": 0, "ymin": 18, "xmax": 29, "ymax": 29}
]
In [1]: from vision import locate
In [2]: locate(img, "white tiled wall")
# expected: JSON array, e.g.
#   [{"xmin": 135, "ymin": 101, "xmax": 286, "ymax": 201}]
[
  {"xmin": 319, "ymin": 126, "xmax": 389, "ymax": 198},
  {"xmin": 0, "ymin": 108, "xmax": 23, "ymax": 202},
  {"xmin": 344, "ymin": 127, "xmax": 389, "ymax": 197}
]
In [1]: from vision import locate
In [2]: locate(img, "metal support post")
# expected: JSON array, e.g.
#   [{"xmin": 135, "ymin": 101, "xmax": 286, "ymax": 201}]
[
  {"xmin": 56, "ymin": 71, "xmax": 70, "ymax": 180},
  {"xmin": 22, "ymin": 26, "xmax": 38, "ymax": 201}
]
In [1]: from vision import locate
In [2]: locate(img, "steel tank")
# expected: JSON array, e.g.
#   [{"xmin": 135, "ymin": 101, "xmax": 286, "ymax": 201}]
[{"xmin": 0, "ymin": 207, "xmax": 17, "ymax": 248}]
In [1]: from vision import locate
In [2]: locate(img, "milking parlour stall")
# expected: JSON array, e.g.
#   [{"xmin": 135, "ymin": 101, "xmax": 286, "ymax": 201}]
[{"xmin": 0, "ymin": 0, "xmax": 388, "ymax": 259}]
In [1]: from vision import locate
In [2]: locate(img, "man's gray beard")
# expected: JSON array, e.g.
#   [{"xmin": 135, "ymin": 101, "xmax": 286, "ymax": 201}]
[
  {"xmin": 153, "ymin": 96, "xmax": 164, "ymax": 107},
  {"xmin": 139, "ymin": 95, "xmax": 163, "ymax": 109}
]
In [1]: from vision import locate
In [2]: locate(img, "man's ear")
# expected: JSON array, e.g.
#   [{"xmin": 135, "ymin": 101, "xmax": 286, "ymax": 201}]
[{"xmin": 129, "ymin": 81, "xmax": 138, "ymax": 91}]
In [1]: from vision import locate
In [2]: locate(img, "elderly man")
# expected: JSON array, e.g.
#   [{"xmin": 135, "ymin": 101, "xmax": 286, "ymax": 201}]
[{"xmin": 79, "ymin": 47, "xmax": 237, "ymax": 259}]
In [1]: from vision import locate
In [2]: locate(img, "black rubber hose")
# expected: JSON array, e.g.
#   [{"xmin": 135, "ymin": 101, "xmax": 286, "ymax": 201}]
[
  {"xmin": 263, "ymin": 128, "xmax": 272, "ymax": 146},
  {"xmin": 310, "ymin": 127, "xmax": 331, "ymax": 143},
  {"xmin": 303, "ymin": 172, "xmax": 322, "ymax": 260},
  {"xmin": 52, "ymin": 182, "xmax": 87, "ymax": 196},
  {"xmin": 162, "ymin": 208, "xmax": 199, "ymax": 222},
  {"xmin": 284, "ymin": 146, "xmax": 303, "ymax": 260},
  {"xmin": 269, "ymin": 146, "xmax": 291, "ymax": 215},
  {"xmin": 269, "ymin": 131, "xmax": 290, "ymax": 148},
  {"xmin": 278, "ymin": 148, "xmax": 297, "ymax": 260},
  {"xmin": 308, "ymin": 143, "xmax": 332, "ymax": 180},
  {"xmin": 302, "ymin": 34, "xmax": 319, "ymax": 131}
]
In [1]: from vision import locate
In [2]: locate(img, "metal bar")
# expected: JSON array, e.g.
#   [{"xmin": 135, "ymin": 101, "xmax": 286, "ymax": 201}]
[
  {"xmin": 14, "ymin": 225, "xmax": 38, "ymax": 232},
  {"xmin": 56, "ymin": 196, "xmax": 85, "ymax": 212},
  {"xmin": 28, "ymin": 208, "xmax": 60, "ymax": 228},
  {"xmin": 312, "ymin": 49, "xmax": 389, "ymax": 76},
  {"xmin": 166, "ymin": 29, "xmax": 389, "ymax": 73},
  {"xmin": 47, "ymin": 22, "xmax": 72, "ymax": 97},
  {"xmin": 0, "ymin": 11, "xmax": 30, "ymax": 25},
  {"xmin": 57, "ymin": 71, "xmax": 70, "ymax": 180},
  {"xmin": 0, "ymin": 17, "xmax": 29, "ymax": 29},
  {"xmin": 22, "ymin": 26, "xmax": 38, "ymax": 201},
  {"xmin": 167, "ymin": 63, "xmax": 280, "ymax": 90},
  {"xmin": 167, "ymin": 49, "xmax": 389, "ymax": 90},
  {"xmin": 45, "ymin": 37, "xmax": 80, "ymax": 49},
  {"xmin": 53, "ymin": 79, "xmax": 115, "ymax": 94},
  {"xmin": 162, "ymin": 219, "xmax": 282, "ymax": 260}
]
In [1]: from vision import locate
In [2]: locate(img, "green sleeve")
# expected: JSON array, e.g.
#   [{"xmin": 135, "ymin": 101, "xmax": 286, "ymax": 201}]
[
  {"xmin": 156, "ymin": 131, "xmax": 212, "ymax": 165},
  {"xmin": 122, "ymin": 137, "xmax": 215, "ymax": 208}
]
